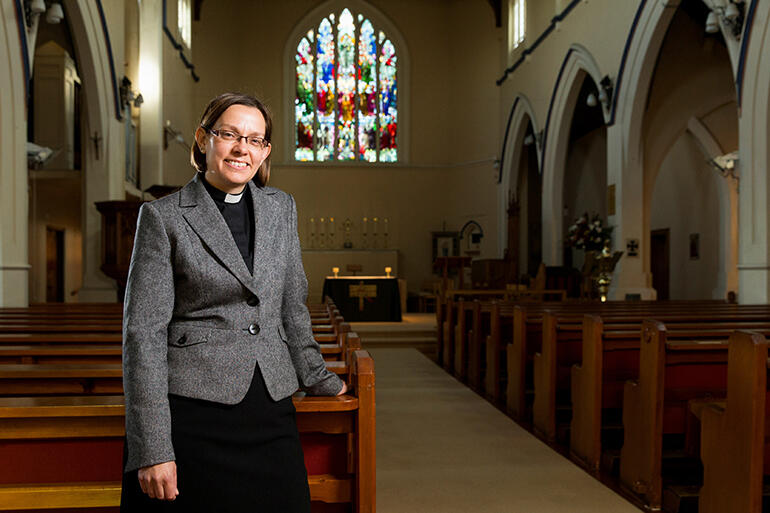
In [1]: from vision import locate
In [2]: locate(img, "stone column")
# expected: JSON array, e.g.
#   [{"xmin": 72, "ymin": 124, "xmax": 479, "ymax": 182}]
[
  {"xmin": 606, "ymin": 124, "xmax": 655, "ymax": 300},
  {"xmin": 0, "ymin": 2, "xmax": 30, "ymax": 306}
]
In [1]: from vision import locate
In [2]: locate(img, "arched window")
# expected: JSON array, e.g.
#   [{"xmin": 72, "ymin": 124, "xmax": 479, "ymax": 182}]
[{"xmin": 294, "ymin": 7, "xmax": 398, "ymax": 162}]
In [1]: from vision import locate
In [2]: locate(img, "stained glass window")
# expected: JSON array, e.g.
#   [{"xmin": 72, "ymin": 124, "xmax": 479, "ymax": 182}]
[{"xmin": 294, "ymin": 8, "xmax": 398, "ymax": 162}]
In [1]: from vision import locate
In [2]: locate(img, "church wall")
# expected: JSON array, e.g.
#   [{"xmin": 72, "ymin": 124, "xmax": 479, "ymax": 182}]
[
  {"xmin": 191, "ymin": 0, "xmax": 501, "ymax": 298},
  {"xmin": 161, "ymin": 39, "xmax": 197, "ymax": 188},
  {"xmin": 28, "ymin": 177, "xmax": 83, "ymax": 303},
  {"xmin": 651, "ymin": 133, "xmax": 720, "ymax": 299},
  {"xmin": 499, "ymin": 0, "xmax": 639, "ymax": 136}
]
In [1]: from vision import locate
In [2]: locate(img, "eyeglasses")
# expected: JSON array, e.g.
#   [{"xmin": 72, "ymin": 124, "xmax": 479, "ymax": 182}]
[{"xmin": 207, "ymin": 128, "xmax": 270, "ymax": 150}]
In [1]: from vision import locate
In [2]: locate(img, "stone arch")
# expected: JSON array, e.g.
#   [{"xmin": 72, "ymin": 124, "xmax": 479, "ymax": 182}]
[
  {"xmin": 282, "ymin": 0, "xmax": 411, "ymax": 162},
  {"xmin": 541, "ymin": 44, "xmax": 607, "ymax": 265},
  {"xmin": 497, "ymin": 94, "xmax": 540, "ymax": 257},
  {"xmin": 54, "ymin": 1, "xmax": 123, "ymax": 301}
]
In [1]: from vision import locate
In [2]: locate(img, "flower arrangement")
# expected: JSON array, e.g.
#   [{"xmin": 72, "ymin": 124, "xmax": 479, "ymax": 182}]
[{"xmin": 565, "ymin": 213, "xmax": 612, "ymax": 252}]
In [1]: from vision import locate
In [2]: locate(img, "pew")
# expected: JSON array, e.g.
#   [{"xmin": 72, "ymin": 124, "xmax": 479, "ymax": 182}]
[
  {"xmin": 503, "ymin": 304, "xmax": 770, "ymax": 422},
  {"xmin": 569, "ymin": 316, "xmax": 770, "ymax": 473},
  {"xmin": 693, "ymin": 331, "xmax": 768, "ymax": 513},
  {"xmin": 619, "ymin": 320, "xmax": 729, "ymax": 511},
  {"xmin": 0, "ymin": 349, "xmax": 376, "ymax": 513}
]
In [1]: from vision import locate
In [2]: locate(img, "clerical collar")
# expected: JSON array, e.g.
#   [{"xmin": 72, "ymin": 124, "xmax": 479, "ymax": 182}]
[{"xmin": 200, "ymin": 173, "xmax": 246, "ymax": 204}]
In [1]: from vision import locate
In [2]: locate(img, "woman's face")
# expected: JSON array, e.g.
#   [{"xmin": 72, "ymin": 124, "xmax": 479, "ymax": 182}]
[{"xmin": 195, "ymin": 104, "xmax": 271, "ymax": 193}]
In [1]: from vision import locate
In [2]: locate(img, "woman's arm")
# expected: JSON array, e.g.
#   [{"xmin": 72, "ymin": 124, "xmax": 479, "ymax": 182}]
[
  {"xmin": 122, "ymin": 202, "xmax": 177, "ymax": 472},
  {"xmin": 281, "ymin": 194, "xmax": 345, "ymax": 396}
]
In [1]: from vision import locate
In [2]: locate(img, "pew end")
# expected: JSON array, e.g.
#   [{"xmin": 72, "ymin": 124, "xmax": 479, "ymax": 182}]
[{"xmin": 697, "ymin": 331, "xmax": 767, "ymax": 513}]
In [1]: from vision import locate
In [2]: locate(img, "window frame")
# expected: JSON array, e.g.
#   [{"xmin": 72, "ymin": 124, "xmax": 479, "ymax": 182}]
[
  {"xmin": 509, "ymin": 0, "xmax": 526, "ymax": 51},
  {"xmin": 282, "ymin": 0, "xmax": 410, "ymax": 167}
]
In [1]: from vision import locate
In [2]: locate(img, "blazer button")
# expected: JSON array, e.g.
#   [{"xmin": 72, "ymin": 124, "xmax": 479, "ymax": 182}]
[
  {"xmin": 248, "ymin": 323, "xmax": 260, "ymax": 335},
  {"xmin": 247, "ymin": 295, "xmax": 260, "ymax": 307}
]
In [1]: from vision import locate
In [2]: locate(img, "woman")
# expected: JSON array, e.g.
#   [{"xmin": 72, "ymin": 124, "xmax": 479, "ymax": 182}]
[{"xmin": 120, "ymin": 92, "xmax": 346, "ymax": 512}]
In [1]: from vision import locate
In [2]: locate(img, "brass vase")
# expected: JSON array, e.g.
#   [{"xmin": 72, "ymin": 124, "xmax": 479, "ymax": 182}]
[{"xmin": 593, "ymin": 243, "xmax": 623, "ymax": 302}]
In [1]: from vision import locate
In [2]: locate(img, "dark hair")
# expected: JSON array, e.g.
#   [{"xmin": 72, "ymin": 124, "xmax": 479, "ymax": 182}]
[{"xmin": 191, "ymin": 92, "xmax": 273, "ymax": 186}]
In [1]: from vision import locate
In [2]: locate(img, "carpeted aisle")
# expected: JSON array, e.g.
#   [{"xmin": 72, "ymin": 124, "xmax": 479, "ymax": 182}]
[{"xmin": 369, "ymin": 348, "xmax": 639, "ymax": 513}]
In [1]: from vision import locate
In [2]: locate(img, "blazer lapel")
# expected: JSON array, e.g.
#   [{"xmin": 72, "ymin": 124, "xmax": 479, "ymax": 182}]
[
  {"xmin": 180, "ymin": 175, "xmax": 258, "ymax": 295},
  {"xmin": 248, "ymin": 181, "xmax": 279, "ymax": 288}
]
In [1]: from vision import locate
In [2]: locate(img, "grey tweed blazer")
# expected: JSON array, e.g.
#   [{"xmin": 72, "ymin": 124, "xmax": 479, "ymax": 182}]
[{"xmin": 122, "ymin": 173, "xmax": 343, "ymax": 472}]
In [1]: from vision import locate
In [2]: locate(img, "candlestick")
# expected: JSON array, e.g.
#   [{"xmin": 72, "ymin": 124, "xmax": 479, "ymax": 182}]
[{"xmin": 309, "ymin": 217, "xmax": 316, "ymax": 249}]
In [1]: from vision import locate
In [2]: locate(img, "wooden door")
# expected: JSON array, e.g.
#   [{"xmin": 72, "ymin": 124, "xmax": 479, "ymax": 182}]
[
  {"xmin": 650, "ymin": 228, "xmax": 670, "ymax": 301},
  {"xmin": 46, "ymin": 227, "xmax": 65, "ymax": 302}
]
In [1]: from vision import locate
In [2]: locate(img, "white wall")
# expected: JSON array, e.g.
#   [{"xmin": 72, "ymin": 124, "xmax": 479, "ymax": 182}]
[
  {"xmin": 651, "ymin": 133, "xmax": 721, "ymax": 299},
  {"xmin": 190, "ymin": 0, "xmax": 502, "ymax": 296}
]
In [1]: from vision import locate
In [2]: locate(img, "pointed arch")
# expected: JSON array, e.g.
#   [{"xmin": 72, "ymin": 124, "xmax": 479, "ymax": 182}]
[
  {"xmin": 282, "ymin": 0, "xmax": 411, "ymax": 164},
  {"xmin": 497, "ymin": 94, "xmax": 540, "ymax": 256},
  {"xmin": 61, "ymin": 0, "xmax": 125, "ymax": 301},
  {"xmin": 541, "ymin": 44, "xmax": 607, "ymax": 264}
]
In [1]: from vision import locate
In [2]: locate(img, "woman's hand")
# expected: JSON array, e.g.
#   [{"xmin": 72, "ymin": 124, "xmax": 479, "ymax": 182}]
[
  {"xmin": 138, "ymin": 461, "xmax": 179, "ymax": 500},
  {"xmin": 336, "ymin": 381, "xmax": 348, "ymax": 396}
]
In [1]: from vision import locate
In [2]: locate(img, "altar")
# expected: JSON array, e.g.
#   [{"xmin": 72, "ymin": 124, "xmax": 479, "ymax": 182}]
[
  {"xmin": 321, "ymin": 276, "xmax": 402, "ymax": 322},
  {"xmin": 301, "ymin": 249, "xmax": 399, "ymax": 304}
]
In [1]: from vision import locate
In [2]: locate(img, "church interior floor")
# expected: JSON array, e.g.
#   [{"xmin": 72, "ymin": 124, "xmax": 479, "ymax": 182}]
[{"xmin": 368, "ymin": 347, "xmax": 640, "ymax": 513}]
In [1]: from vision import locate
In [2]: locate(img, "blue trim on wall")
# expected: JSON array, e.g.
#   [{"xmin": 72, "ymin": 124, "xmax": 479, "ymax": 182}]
[
  {"xmin": 540, "ymin": 47, "xmax": 575, "ymax": 170},
  {"xmin": 609, "ymin": 0, "xmax": 647, "ymax": 125},
  {"xmin": 13, "ymin": 0, "xmax": 30, "ymax": 109},
  {"xmin": 497, "ymin": 0, "xmax": 582, "ymax": 86},
  {"xmin": 736, "ymin": 0, "xmax": 758, "ymax": 108},
  {"xmin": 497, "ymin": 96, "xmax": 520, "ymax": 183},
  {"xmin": 95, "ymin": 0, "xmax": 123, "ymax": 121},
  {"xmin": 163, "ymin": 0, "xmax": 200, "ymax": 82}
]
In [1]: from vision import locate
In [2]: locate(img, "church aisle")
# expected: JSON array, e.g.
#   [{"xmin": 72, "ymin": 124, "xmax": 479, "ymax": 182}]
[{"xmin": 369, "ymin": 348, "xmax": 639, "ymax": 513}]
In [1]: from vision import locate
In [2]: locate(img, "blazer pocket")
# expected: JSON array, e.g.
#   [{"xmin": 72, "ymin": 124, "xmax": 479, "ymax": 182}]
[
  {"xmin": 277, "ymin": 324, "xmax": 288, "ymax": 343},
  {"xmin": 167, "ymin": 325, "xmax": 210, "ymax": 347}
]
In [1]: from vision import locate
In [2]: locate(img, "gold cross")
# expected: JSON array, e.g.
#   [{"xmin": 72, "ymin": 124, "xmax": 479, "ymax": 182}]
[{"xmin": 349, "ymin": 282, "xmax": 377, "ymax": 311}]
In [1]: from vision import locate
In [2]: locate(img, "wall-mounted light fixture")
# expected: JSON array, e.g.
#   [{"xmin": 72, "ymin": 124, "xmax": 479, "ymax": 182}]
[
  {"xmin": 706, "ymin": 0, "xmax": 745, "ymax": 38},
  {"xmin": 598, "ymin": 75, "xmax": 613, "ymax": 109},
  {"xmin": 119, "ymin": 76, "xmax": 144, "ymax": 110},
  {"xmin": 164, "ymin": 120, "xmax": 190, "ymax": 150},
  {"xmin": 709, "ymin": 151, "xmax": 739, "ymax": 180},
  {"xmin": 45, "ymin": 2, "xmax": 63, "ymax": 24},
  {"xmin": 24, "ymin": 0, "xmax": 65, "ymax": 67},
  {"xmin": 586, "ymin": 76, "xmax": 613, "ymax": 111}
]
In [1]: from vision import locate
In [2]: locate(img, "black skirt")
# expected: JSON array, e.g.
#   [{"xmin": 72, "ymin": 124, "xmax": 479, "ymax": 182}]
[{"xmin": 120, "ymin": 364, "xmax": 311, "ymax": 513}]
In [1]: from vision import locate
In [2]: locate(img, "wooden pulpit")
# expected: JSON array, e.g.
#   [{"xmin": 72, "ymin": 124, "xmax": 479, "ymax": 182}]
[{"xmin": 95, "ymin": 200, "xmax": 144, "ymax": 301}]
